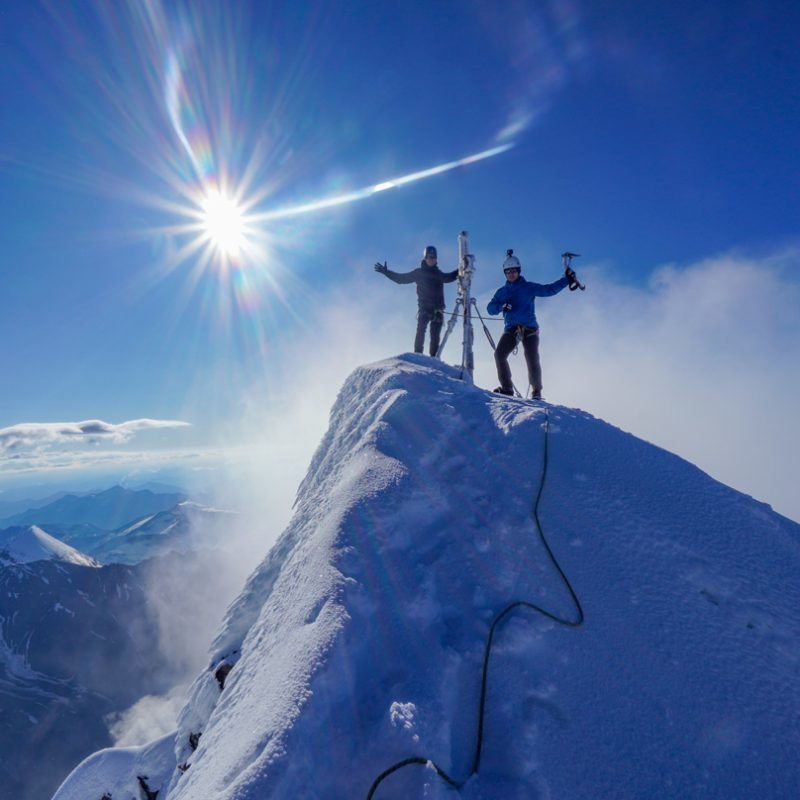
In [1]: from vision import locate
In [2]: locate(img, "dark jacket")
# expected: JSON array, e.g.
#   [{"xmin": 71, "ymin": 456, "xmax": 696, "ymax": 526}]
[
  {"xmin": 381, "ymin": 261, "xmax": 459, "ymax": 311},
  {"xmin": 487, "ymin": 275, "xmax": 568, "ymax": 330}
]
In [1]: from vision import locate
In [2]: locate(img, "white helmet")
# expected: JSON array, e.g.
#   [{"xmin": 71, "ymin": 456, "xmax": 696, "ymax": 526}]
[{"xmin": 503, "ymin": 250, "xmax": 521, "ymax": 272}]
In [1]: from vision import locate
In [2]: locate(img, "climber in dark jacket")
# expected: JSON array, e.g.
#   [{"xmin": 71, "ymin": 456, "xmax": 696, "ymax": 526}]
[
  {"xmin": 487, "ymin": 251, "xmax": 569, "ymax": 399},
  {"xmin": 375, "ymin": 245, "xmax": 458, "ymax": 356}
]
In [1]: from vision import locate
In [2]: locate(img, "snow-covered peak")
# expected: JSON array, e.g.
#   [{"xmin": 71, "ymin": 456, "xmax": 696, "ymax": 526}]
[
  {"xmin": 53, "ymin": 355, "xmax": 800, "ymax": 800},
  {"xmin": 91, "ymin": 501, "xmax": 237, "ymax": 565},
  {"xmin": 0, "ymin": 525, "xmax": 100, "ymax": 568}
]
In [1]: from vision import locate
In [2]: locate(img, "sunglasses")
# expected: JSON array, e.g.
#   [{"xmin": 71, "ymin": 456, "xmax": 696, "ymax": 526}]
[{"xmin": 504, "ymin": 267, "xmax": 520, "ymax": 275}]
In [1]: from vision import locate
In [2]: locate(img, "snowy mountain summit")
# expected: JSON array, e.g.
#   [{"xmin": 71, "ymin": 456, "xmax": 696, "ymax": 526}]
[
  {"xmin": 54, "ymin": 355, "xmax": 800, "ymax": 799},
  {"xmin": 0, "ymin": 525, "xmax": 99, "ymax": 567},
  {"xmin": 91, "ymin": 500, "xmax": 237, "ymax": 565}
]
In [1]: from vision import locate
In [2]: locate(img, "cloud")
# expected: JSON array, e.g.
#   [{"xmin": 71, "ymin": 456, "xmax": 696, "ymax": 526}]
[
  {"xmin": 532, "ymin": 246, "xmax": 800, "ymax": 522},
  {"xmin": 4, "ymin": 246, "xmax": 797, "ymax": 533},
  {"xmin": 472, "ymin": 0, "xmax": 589, "ymax": 144},
  {"xmin": 217, "ymin": 245, "xmax": 800, "ymax": 526},
  {"xmin": 0, "ymin": 418, "xmax": 191, "ymax": 453},
  {"xmin": 0, "ymin": 446, "xmax": 228, "ymax": 482},
  {"xmin": 106, "ymin": 685, "xmax": 188, "ymax": 747}
]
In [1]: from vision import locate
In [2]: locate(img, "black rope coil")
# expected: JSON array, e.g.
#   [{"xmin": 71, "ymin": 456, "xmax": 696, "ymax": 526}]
[{"xmin": 367, "ymin": 408, "xmax": 584, "ymax": 797}]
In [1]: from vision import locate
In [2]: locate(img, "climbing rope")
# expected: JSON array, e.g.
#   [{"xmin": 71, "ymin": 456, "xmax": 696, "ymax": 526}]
[
  {"xmin": 442, "ymin": 307, "xmax": 504, "ymax": 322},
  {"xmin": 471, "ymin": 300, "xmax": 499, "ymax": 351},
  {"xmin": 366, "ymin": 757, "xmax": 461, "ymax": 799},
  {"xmin": 366, "ymin": 407, "xmax": 585, "ymax": 798}
]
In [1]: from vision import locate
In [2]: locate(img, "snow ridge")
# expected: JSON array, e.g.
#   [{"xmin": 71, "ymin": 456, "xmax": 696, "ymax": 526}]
[{"xmin": 53, "ymin": 355, "xmax": 800, "ymax": 800}]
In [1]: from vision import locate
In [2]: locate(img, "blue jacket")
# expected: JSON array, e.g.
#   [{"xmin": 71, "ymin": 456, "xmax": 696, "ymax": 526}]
[{"xmin": 487, "ymin": 275, "xmax": 568, "ymax": 330}]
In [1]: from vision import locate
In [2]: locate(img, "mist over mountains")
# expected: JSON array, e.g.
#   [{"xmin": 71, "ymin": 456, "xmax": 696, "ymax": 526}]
[
  {"xmin": 0, "ymin": 485, "xmax": 242, "ymax": 800},
  {"xmin": 0, "ymin": 485, "xmax": 186, "ymax": 530},
  {"xmin": 0, "ymin": 557, "xmax": 181, "ymax": 800}
]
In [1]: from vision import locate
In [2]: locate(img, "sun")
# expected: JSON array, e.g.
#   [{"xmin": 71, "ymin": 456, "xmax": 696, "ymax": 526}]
[{"xmin": 200, "ymin": 189, "xmax": 247, "ymax": 258}]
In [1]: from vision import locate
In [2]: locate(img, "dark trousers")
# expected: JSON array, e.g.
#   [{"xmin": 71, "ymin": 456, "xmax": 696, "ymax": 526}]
[
  {"xmin": 495, "ymin": 327, "xmax": 542, "ymax": 393},
  {"xmin": 415, "ymin": 309, "xmax": 444, "ymax": 356}
]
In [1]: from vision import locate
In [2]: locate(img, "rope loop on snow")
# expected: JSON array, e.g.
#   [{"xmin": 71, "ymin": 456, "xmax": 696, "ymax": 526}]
[
  {"xmin": 367, "ymin": 406, "xmax": 584, "ymax": 797},
  {"xmin": 366, "ymin": 757, "xmax": 461, "ymax": 799}
]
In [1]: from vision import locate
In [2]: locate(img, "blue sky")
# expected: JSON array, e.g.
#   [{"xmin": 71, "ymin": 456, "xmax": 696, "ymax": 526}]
[{"xmin": 1, "ymin": 1, "xmax": 798, "ymax": 520}]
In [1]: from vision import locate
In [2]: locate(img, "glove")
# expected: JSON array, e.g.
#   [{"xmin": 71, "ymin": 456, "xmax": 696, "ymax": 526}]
[
  {"xmin": 502, "ymin": 303, "xmax": 512, "ymax": 312},
  {"xmin": 565, "ymin": 267, "xmax": 576, "ymax": 280},
  {"xmin": 374, "ymin": 261, "xmax": 388, "ymax": 273}
]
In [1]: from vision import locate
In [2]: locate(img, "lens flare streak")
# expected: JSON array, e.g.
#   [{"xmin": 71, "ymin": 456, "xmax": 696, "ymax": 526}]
[
  {"xmin": 252, "ymin": 143, "xmax": 514, "ymax": 223},
  {"xmin": 58, "ymin": 1, "xmax": 520, "ymax": 356}
]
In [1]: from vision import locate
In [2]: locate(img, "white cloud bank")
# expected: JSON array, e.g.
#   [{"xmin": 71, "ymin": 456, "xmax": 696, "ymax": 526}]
[
  {"xmin": 0, "ymin": 419, "xmax": 197, "ymax": 483},
  {"xmin": 228, "ymin": 244, "xmax": 800, "ymax": 525},
  {"xmin": 2, "ymin": 248, "xmax": 796, "ymax": 527},
  {"xmin": 0, "ymin": 418, "xmax": 190, "ymax": 453},
  {"xmin": 515, "ymin": 246, "xmax": 800, "ymax": 522}
]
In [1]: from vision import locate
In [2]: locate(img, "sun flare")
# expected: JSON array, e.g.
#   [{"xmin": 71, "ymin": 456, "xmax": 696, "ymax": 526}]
[{"xmin": 201, "ymin": 189, "xmax": 247, "ymax": 258}]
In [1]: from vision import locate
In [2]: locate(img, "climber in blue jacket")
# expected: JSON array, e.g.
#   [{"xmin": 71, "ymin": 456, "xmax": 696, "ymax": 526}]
[{"xmin": 487, "ymin": 251, "xmax": 569, "ymax": 399}]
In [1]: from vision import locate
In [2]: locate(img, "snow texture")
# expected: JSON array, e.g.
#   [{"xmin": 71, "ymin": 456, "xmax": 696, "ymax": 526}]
[{"xmin": 53, "ymin": 355, "xmax": 800, "ymax": 799}]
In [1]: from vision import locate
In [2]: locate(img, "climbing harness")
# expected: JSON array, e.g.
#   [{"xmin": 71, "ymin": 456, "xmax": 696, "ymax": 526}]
[
  {"xmin": 514, "ymin": 324, "xmax": 538, "ymax": 345},
  {"xmin": 366, "ymin": 408, "xmax": 585, "ymax": 798},
  {"xmin": 471, "ymin": 299, "xmax": 523, "ymax": 398}
]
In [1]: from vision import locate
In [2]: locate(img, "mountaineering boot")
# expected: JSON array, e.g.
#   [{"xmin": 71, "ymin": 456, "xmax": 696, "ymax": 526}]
[
  {"xmin": 493, "ymin": 386, "xmax": 513, "ymax": 396},
  {"xmin": 532, "ymin": 390, "xmax": 542, "ymax": 400}
]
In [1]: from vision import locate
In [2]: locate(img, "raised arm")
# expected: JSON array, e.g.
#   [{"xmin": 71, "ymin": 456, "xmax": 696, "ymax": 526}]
[
  {"xmin": 531, "ymin": 276, "xmax": 569, "ymax": 297},
  {"xmin": 374, "ymin": 262, "xmax": 418, "ymax": 284}
]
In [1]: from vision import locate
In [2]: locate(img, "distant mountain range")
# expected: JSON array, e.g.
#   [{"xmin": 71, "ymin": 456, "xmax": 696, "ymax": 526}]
[
  {"xmin": 0, "ymin": 484, "xmax": 238, "ymax": 800},
  {"xmin": 0, "ymin": 490, "xmax": 71, "ymax": 519},
  {"xmin": 0, "ymin": 485, "xmax": 186, "ymax": 530},
  {"xmin": 0, "ymin": 556, "xmax": 184, "ymax": 800}
]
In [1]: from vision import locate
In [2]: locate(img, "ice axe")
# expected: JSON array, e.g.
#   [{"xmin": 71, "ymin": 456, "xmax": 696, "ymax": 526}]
[{"xmin": 561, "ymin": 251, "xmax": 585, "ymax": 291}]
